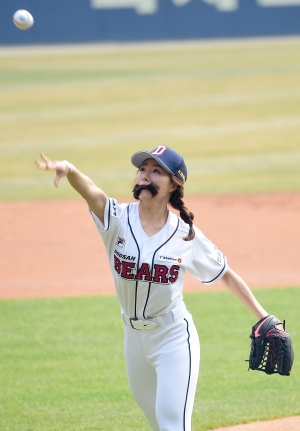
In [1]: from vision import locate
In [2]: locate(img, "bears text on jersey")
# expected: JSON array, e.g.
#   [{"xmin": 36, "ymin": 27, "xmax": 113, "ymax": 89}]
[{"xmin": 114, "ymin": 255, "xmax": 180, "ymax": 284}]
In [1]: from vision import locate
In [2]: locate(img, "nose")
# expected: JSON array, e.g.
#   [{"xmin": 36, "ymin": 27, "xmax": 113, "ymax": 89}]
[{"xmin": 140, "ymin": 170, "xmax": 150, "ymax": 182}]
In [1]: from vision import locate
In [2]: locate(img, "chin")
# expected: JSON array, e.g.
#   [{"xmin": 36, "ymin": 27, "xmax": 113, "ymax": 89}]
[{"xmin": 139, "ymin": 189, "xmax": 153, "ymax": 199}]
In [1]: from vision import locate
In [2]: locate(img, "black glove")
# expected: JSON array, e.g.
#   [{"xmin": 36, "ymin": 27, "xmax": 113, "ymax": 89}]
[{"xmin": 247, "ymin": 314, "xmax": 294, "ymax": 376}]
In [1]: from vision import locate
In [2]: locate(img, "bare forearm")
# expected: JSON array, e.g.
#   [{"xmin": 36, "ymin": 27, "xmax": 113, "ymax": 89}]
[
  {"xmin": 65, "ymin": 163, "xmax": 107, "ymax": 219},
  {"xmin": 66, "ymin": 165, "xmax": 99, "ymax": 200},
  {"xmin": 221, "ymin": 268, "xmax": 268, "ymax": 319}
]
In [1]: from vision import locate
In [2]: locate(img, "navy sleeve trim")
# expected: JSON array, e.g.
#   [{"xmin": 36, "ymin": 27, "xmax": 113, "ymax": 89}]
[
  {"xmin": 201, "ymin": 256, "xmax": 227, "ymax": 284},
  {"xmin": 105, "ymin": 198, "xmax": 111, "ymax": 231}
]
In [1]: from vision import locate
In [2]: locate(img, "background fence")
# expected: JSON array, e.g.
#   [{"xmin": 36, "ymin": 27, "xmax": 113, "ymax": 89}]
[{"xmin": 1, "ymin": 0, "xmax": 300, "ymax": 45}]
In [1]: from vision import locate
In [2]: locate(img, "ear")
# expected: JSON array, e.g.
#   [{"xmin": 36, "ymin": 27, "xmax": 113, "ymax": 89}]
[{"xmin": 170, "ymin": 175, "xmax": 182, "ymax": 194}]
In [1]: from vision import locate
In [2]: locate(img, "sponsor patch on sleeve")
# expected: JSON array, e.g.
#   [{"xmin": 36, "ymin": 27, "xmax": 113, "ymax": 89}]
[
  {"xmin": 112, "ymin": 199, "xmax": 118, "ymax": 217},
  {"xmin": 212, "ymin": 246, "xmax": 223, "ymax": 265}
]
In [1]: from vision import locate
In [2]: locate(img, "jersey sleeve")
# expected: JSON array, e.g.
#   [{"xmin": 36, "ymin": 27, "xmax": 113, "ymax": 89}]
[
  {"xmin": 188, "ymin": 226, "xmax": 228, "ymax": 284},
  {"xmin": 89, "ymin": 197, "xmax": 126, "ymax": 235}
]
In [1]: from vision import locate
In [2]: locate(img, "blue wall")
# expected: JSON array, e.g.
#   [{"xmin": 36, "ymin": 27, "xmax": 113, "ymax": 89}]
[{"xmin": 1, "ymin": 0, "xmax": 300, "ymax": 45}]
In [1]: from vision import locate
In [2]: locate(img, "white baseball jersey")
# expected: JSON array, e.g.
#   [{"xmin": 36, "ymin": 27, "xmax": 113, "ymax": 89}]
[{"xmin": 90, "ymin": 197, "xmax": 228, "ymax": 318}]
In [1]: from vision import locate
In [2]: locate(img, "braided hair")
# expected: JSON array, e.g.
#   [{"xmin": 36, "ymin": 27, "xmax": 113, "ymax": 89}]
[{"xmin": 169, "ymin": 176, "xmax": 195, "ymax": 241}]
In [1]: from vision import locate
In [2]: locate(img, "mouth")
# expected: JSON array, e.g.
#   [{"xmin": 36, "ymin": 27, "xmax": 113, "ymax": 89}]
[{"xmin": 132, "ymin": 183, "xmax": 159, "ymax": 200}]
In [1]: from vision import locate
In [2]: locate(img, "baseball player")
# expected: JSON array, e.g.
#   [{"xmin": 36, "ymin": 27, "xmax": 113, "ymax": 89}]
[{"xmin": 36, "ymin": 146, "xmax": 269, "ymax": 431}]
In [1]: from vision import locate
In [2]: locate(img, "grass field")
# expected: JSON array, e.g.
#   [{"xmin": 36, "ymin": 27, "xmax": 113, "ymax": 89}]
[
  {"xmin": 0, "ymin": 289, "xmax": 299, "ymax": 431},
  {"xmin": 1, "ymin": 38, "xmax": 299, "ymax": 430},
  {"xmin": 1, "ymin": 38, "xmax": 300, "ymax": 200}
]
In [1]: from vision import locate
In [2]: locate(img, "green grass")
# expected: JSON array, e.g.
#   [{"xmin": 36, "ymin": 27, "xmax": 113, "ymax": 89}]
[
  {"xmin": 1, "ymin": 39, "xmax": 300, "ymax": 200},
  {"xmin": 0, "ymin": 288, "xmax": 299, "ymax": 431}
]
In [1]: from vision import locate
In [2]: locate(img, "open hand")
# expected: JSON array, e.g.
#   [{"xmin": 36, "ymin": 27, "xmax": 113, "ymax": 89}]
[{"xmin": 35, "ymin": 153, "xmax": 70, "ymax": 187}]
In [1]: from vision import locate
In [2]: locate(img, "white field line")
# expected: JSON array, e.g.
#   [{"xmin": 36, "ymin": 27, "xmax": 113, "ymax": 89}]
[
  {"xmin": 1, "ymin": 115, "xmax": 300, "ymax": 155},
  {"xmin": 1, "ymin": 88, "xmax": 300, "ymax": 123},
  {"xmin": 0, "ymin": 35, "xmax": 300, "ymax": 56}
]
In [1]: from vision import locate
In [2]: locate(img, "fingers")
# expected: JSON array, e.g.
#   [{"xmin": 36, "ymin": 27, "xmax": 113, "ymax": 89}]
[
  {"xmin": 35, "ymin": 152, "xmax": 52, "ymax": 170},
  {"xmin": 41, "ymin": 152, "xmax": 51, "ymax": 166},
  {"xmin": 35, "ymin": 158, "xmax": 45, "ymax": 169},
  {"xmin": 35, "ymin": 153, "xmax": 69, "ymax": 188}
]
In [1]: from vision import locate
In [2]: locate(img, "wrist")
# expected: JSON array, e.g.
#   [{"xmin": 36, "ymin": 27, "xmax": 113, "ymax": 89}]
[{"xmin": 62, "ymin": 160, "xmax": 74, "ymax": 175}]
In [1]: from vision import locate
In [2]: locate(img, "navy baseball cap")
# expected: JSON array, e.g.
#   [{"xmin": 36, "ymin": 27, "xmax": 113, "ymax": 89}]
[{"xmin": 131, "ymin": 146, "xmax": 187, "ymax": 183}]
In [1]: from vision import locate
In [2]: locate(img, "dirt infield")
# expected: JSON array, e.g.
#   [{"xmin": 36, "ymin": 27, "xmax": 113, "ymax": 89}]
[
  {"xmin": 0, "ymin": 191, "xmax": 299, "ymax": 431},
  {"xmin": 1, "ymin": 191, "xmax": 299, "ymax": 299},
  {"xmin": 210, "ymin": 416, "xmax": 300, "ymax": 431}
]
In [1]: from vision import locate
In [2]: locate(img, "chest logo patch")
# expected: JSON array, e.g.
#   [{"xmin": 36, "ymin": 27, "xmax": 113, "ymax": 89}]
[
  {"xmin": 116, "ymin": 237, "xmax": 125, "ymax": 248},
  {"xmin": 158, "ymin": 254, "xmax": 182, "ymax": 264}
]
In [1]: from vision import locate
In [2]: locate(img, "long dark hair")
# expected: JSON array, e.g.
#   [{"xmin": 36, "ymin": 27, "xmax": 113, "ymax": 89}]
[{"xmin": 169, "ymin": 176, "xmax": 195, "ymax": 241}]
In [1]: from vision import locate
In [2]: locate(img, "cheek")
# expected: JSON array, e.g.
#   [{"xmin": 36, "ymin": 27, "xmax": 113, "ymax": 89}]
[
  {"xmin": 159, "ymin": 177, "xmax": 173, "ymax": 191},
  {"xmin": 135, "ymin": 172, "xmax": 142, "ymax": 182}
]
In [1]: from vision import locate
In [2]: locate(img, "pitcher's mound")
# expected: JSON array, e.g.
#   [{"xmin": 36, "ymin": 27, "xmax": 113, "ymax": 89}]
[{"xmin": 211, "ymin": 416, "xmax": 300, "ymax": 431}]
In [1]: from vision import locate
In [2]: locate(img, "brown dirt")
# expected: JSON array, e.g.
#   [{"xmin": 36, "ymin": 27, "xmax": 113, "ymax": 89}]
[
  {"xmin": 210, "ymin": 416, "xmax": 300, "ymax": 431},
  {"xmin": 0, "ymin": 191, "xmax": 299, "ymax": 430},
  {"xmin": 1, "ymin": 191, "xmax": 299, "ymax": 299}
]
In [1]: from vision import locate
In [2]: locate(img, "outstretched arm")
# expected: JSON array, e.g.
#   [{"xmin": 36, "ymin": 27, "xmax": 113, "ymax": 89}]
[
  {"xmin": 35, "ymin": 153, "xmax": 107, "ymax": 224},
  {"xmin": 221, "ymin": 268, "xmax": 268, "ymax": 320}
]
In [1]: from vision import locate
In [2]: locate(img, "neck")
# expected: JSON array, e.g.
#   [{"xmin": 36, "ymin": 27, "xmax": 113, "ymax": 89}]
[{"xmin": 138, "ymin": 199, "xmax": 169, "ymax": 236}]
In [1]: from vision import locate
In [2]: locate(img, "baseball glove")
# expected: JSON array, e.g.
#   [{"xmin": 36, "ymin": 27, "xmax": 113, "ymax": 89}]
[{"xmin": 247, "ymin": 314, "xmax": 294, "ymax": 376}]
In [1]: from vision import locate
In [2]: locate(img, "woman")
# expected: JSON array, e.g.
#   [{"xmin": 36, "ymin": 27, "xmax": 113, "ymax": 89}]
[{"xmin": 36, "ymin": 146, "xmax": 268, "ymax": 431}]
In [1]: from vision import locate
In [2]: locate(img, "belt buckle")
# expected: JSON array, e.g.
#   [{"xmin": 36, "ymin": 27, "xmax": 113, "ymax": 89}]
[
  {"xmin": 129, "ymin": 317, "xmax": 157, "ymax": 330},
  {"xmin": 129, "ymin": 317, "xmax": 138, "ymax": 329}
]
